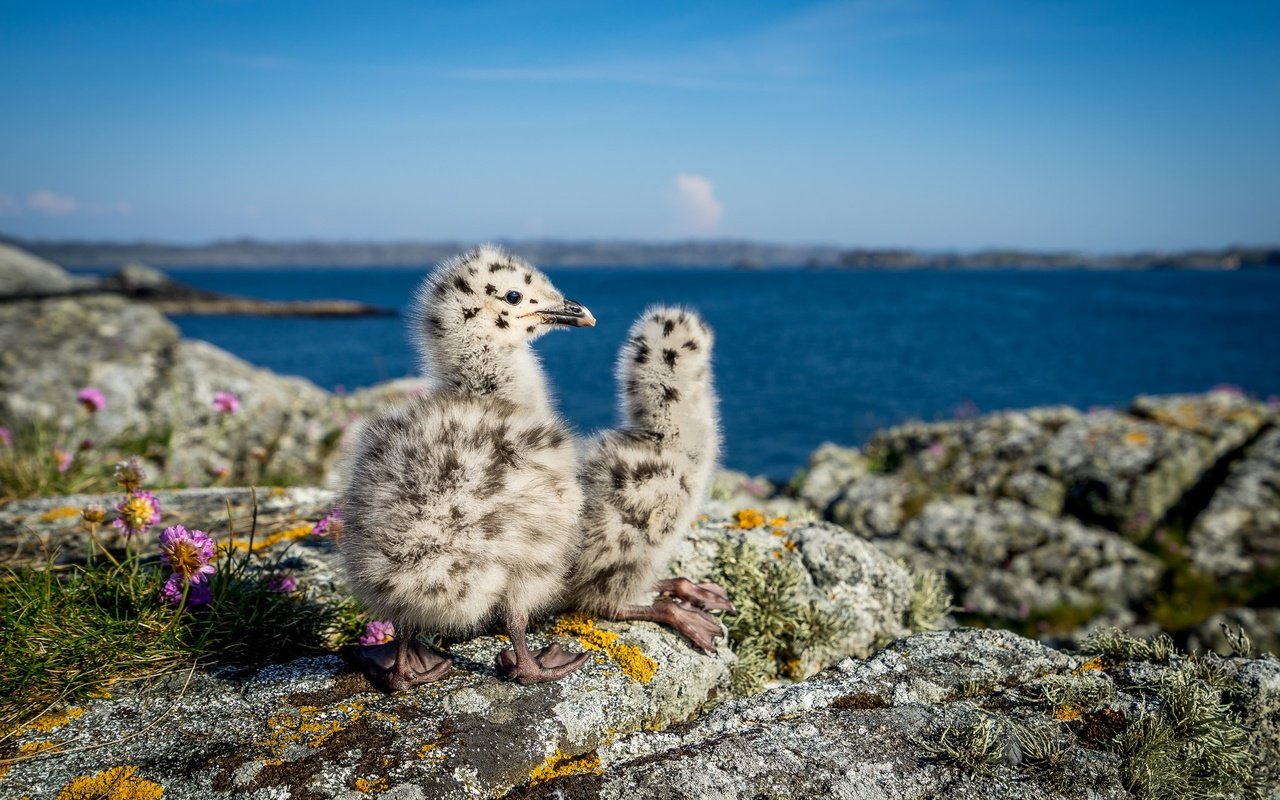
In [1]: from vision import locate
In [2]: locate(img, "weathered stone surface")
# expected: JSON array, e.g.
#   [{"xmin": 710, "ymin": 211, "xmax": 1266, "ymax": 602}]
[
  {"xmin": 1187, "ymin": 427, "xmax": 1280, "ymax": 579},
  {"xmin": 1188, "ymin": 607, "xmax": 1280, "ymax": 658},
  {"xmin": 0, "ymin": 242, "xmax": 77, "ymax": 295},
  {"xmin": 0, "ymin": 624, "xmax": 733, "ymax": 799},
  {"xmin": 702, "ymin": 469, "xmax": 810, "ymax": 519},
  {"xmin": 669, "ymin": 518, "xmax": 914, "ymax": 677},
  {"xmin": 522, "ymin": 628, "xmax": 1280, "ymax": 799},
  {"xmin": 865, "ymin": 496, "xmax": 1161, "ymax": 626},
  {"xmin": 827, "ymin": 473, "xmax": 914, "ymax": 539},
  {"xmin": 797, "ymin": 442, "xmax": 869, "ymax": 513}
]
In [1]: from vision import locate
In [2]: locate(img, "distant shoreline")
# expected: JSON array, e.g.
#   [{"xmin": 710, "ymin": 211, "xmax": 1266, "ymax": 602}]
[{"xmin": 3, "ymin": 234, "xmax": 1277, "ymax": 271}]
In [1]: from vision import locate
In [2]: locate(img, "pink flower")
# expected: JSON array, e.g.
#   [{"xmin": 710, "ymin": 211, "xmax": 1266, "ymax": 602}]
[
  {"xmin": 78, "ymin": 438, "xmax": 94, "ymax": 452},
  {"xmin": 161, "ymin": 572, "xmax": 212, "ymax": 608},
  {"xmin": 207, "ymin": 464, "xmax": 230, "ymax": 480},
  {"xmin": 114, "ymin": 456, "xmax": 147, "ymax": 492},
  {"xmin": 925, "ymin": 443, "xmax": 946, "ymax": 457},
  {"xmin": 359, "ymin": 620, "xmax": 395, "ymax": 646},
  {"xmin": 0, "ymin": 427, "xmax": 11, "ymax": 448},
  {"xmin": 53, "ymin": 448, "xmax": 73, "ymax": 473},
  {"xmin": 212, "ymin": 391, "xmax": 241, "ymax": 415},
  {"xmin": 159, "ymin": 525, "xmax": 217, "ymax": 584},
  {"xmin": 267, "ymin": 574, "xmax": 298, "ymax": 594},
  {"xmin": 312, "ymin": 506, "xmax": 343, "ymax": 537},
  {"xmin": 77, "ymin": 387, "xmax": 106, "ymax": 413},
  {"xmin": 112, "ymin": 490, "xmax": 161, "ymax": 536}
]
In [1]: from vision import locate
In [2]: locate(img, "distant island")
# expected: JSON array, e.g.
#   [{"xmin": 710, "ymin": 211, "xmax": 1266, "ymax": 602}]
[{"xmin": 3, "ymin": 234, "xmax": 1278, "ymax": 270}]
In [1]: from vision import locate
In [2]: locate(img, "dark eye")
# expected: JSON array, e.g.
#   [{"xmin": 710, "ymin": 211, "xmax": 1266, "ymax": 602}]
[{"xmin": 504, "ymin": 290, "xmax": 522, "ymax": 305}]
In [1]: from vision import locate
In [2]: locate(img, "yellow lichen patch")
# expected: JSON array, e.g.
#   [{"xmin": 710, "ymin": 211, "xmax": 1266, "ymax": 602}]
[
  {"xmin": 269, "ymin": 487, "xmax": 287, "ymax": 498},
  {"xmin": 771, "ymin": 528, "xmax": 786, "ymax": 537},
  {"xmin": 547, "ymin": 613, "xmax": 658, "ymax": 684},
  {"xmin": 1123, "ymin": 430, "xmax": 1151, "ymax": 446},
  {"xmin": 39, "ymin": 506, "xmax": 82, "ymax": 522},
  {"xmin": 1074, "ymin": 657, "xmax": 1105, "ymax": 674},
  {"xmin": 354, "ymin": 776, "xmax": 388, "ymax": 794},
  {"xmin": 1054, "ymin": 705, "xmax": 1084, "ymax": 722},
  {"xmin": 227, "ymin": 523, "xmax": 314, "ymax": 553},
  {"xmin": 730, "ymin": 508, "xmax": 766, "ymax": 529},
  {"xmin": 529, "ymin": 748, "xmax": 601, "ymax": 786},
  {"xmin": 0, "ymin": 740, "xmax": 62, "ymax": 780},
  {"xmin": 1149, "ymin": 403, "xmax": 1204, "ymax": 432},
  {"xmin": 768, "ymin": 516, "xmax": 788, "ymax": 527},
  {"xmin": 17, "ymin": 706, "xmax": 85, "ymax": 736},
  {"xmin": 56, "ymin": 766, "xmax": 164, "ymax": 800},
  {"xmin": 782, "ymin": 539, "xmax": 797, "ymax": 551},
  {"xmin": 254, "ymin": 700, "xmax": 366, "ymax": 761}
]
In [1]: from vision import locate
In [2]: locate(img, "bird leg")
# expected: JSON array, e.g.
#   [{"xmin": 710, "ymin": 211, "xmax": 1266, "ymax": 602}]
[
  {"xmin": 609, "ymin": 598, "xmax": 724, "ymax": 655},
  {"xmin": 495, "ymin": 608, "xmax": 590, "ymax": 684},
  {"xmin": 655, "ymin": 577, "xmax": 736, "ymax": 613},
  {"xmin": 359, "ymin": 630, "xmax": 452, "ymax": 692}
]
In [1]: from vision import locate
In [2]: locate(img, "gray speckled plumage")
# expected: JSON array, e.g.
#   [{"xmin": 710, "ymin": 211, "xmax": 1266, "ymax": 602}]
[
  {"xmin": 339, "ymin": 245, "xmax": 594, "ymax": 687},
  {"xmin": 566, "ymin": 306, "xmax": 724, "ymax": 634}
]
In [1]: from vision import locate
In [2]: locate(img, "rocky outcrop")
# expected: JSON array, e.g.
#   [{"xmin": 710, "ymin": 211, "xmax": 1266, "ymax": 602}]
[
  {"xmin": 520, "ymin": 628, "xmax": 1280, "ymax": 799},
  {"xmin": 1187, "ymin": 427, "xmax": 1280, "ymax": 579},
  {"xmin": 0, "ymin": 242, "xmax": 79, "ymax": 295}
]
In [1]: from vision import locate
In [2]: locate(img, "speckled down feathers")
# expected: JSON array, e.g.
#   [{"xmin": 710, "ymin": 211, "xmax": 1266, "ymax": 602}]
[
  {"xmin": 342, "ymin": 392, "xmax": 583, "ymax": 635},
  {"xmin": 568, "ymin": 306, "xmax": 721, "ymax": 615}
]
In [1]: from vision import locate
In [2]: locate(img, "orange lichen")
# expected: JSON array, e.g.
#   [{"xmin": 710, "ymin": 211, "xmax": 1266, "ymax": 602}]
[
  {"xmin": 1054, "ymin": 705, "xmax": 1084, "ymax": 721},
  {"xmin": 56, "ymin": 766, "xmax": 164, "ymax": 800},
  {"xmin": 39, "ymin": 506, "xmax": 82, "ymax": 522},
  {"xmin": 782, "ymin": 539, "xmax": 797, "ymax": 551},
  {"xmin": 1123, "ymin": 430, "xmax": 1151, "ymax": 446},
  {"xmin": 547, "ymin": 613, "xmax": 657, "ymax": 683},
  {"xmin": 529, "ymin": 748, "xmax": 602, "ymax": 786},
  {"xmin": 16, "ymin": 706, "xmax": 85, "ymax": 736},
  {"xmin": 769, "ymin": 516, "xmax": 788, "ymax": 527},
  {"xmin": 354, "ymin": 776, "xmax": 388, "ymax": 794},
  {"xmin": 227, "ymin": 523, "xmax": 314, "ymax": 553},
  {"xmin": 254, "ymin": 700, "xmax": 366, "ymax": 761},
  {"xmin": 1073, "ymin": 657, "xmax": 1105, "ymax": 674},
  {"xmin": 730, "ymin": 509, "xmax": 766, "ymax": 529}
]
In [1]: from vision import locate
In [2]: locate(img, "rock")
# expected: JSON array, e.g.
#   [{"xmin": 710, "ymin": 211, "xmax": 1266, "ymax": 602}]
[
  {"xmin": 827, "ymin": 473, "xmax": 914, "ymax": 538},
  {"xmin": 0, "ymin": 295, "xmax": 384, "ymax": 488},
  {"xmin": 1133, "ymin": 390, "xmax": 1271, "ymax": 460},
  {"xmin": 116, "ymin": 261, "xmax": 174, "ymax": 290},
  {"xmin": 796, "ymin": 442, "xmax": 869, "ymax": 513},
  {"xmin": 1188, "ymin": 608, "xmax": 1280, "ymax": 658},
  {"xmin": 520, "ymin": 628, "xmax": 1280, "ymax": 800},
  {"xmin": 1187, "ymin": 427, "xmax": 1280, "ymax": 579},
  {"xmin": 0, "ymin": 242, "xmax": 76, "ymax": 295},
  {"xmin": 701, "ymin": 469, "xmax": 811, "ymax": 519},
  {"xmin": 852, "ymin": 496, "xmax": 1162, "ymax": 628}
]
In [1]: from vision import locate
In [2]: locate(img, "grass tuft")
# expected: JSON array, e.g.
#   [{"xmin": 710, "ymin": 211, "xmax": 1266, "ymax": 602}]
[
  {"xmin": 908, "ymin": 569, "xmax": 952, "ymax": 632},
  {"xmin": 1081, "ymin": 627, "xmax": 1176, "ymax": 663}
]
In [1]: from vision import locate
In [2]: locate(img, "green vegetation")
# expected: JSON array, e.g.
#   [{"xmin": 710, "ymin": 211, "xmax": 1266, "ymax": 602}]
[
  {"xmin": 0, "ymin": 500, "xmax": 361, "ymax": 740},
  {"xmin": 908, "ymin": 569, "xmax": 952, "ymax": 632},
  {"xmin": 711, "ymin": 538, "xmax": 848, "ymax": 695},
  {"xmin": 1082, "ymin": 627, "xmax": 1176, "ymax": 663}
]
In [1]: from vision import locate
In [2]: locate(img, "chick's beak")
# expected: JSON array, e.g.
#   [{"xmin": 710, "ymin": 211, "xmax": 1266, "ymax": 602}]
[{"xmin": 539, "ymin": 298, "xmax": 596, "ymax": 327}]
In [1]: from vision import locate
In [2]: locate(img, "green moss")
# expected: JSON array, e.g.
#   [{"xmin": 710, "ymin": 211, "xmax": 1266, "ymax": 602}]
[{"xmin": 711, "ymin": 538, "xmax": 848, "ymax": 695}]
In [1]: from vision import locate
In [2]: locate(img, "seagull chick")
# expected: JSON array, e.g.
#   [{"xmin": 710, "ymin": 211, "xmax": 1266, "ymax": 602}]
[
  {"xmin": 340, "ymin": 246, "xmax": 596, "ymax": 690},
  {"xmin": 565, "ymin": 306, "xmax": 734, "ymax": 653}
]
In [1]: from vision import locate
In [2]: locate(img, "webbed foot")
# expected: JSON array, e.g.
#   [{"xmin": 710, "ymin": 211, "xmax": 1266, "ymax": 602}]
[
  {"xmin": 497, "ymin": 611, "xmax": 590, "ymax": 684},
  {"xmin": 359, "ymin": 637, "xmax": 452, "ymax": 692},
  {"xmin": 612, "ymin": 599, "xmax": 725, "ymax": 655},
  {"xmin": 655, "ymin": 577, "xmax": 737, "ymax": 613}
]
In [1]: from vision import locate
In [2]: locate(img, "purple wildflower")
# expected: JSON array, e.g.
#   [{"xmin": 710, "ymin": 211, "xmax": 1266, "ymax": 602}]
[
  {"xmin": 159, "ymin": 525, "xmax": 217, "ymax": 584},
  {"xmin": 112, "ymin": 490, "xmax": 161, "ymax": 536},
  {"xmin": 160, "ymin": 572, "xmax": 212, "ymax": 608},
  {"xmin": 359, "ymin": 620, "xmax": 395, "ymax": 646},
  {"xmin": 267, "ymin": 574, "xmax": 298, "ymax": 594},
  {"xmin": 312, "ymin": 506, "xmax": 343, "ymax": 537},
  {"xmin": 53, "ymin": 448, "xmax": 73, "ymax": 473},
  {"xmin": 0, "ymin": 427, "xmax": 11, "ymax": 447},
  {"xmin": 925, "ymin": 443, "xmax": 946, "ymax": 457},
  {"xmin": 77, "ymin": 387, "xmax": 107, "ymax": 413},
  {"xmin": 212, "ymin": 391, "xmax": 241, "ymax": 415}
]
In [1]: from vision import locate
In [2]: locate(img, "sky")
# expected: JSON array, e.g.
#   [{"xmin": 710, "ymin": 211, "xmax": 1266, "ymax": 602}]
[{"xmin": 0, "ymin": 1, "xmax": 1277, "ymax": 251}]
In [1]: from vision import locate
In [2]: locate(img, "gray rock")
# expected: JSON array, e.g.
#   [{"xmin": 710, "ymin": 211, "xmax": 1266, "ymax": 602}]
[
  {"xmin": 828, "ymin": 473, "xmax": 914, "ymax": 539},
  {"xmin": 858, "ymin": 496, "xmax": 1161, "ymax": 627},
  {"xmin": 797, "ymin": 442, "xmax": 869, "ymax": 513},
  {"xmin": 521, "ymin": 628, "xmax": 1280, "ymax": 799},
  {"xmin": 701, "ymin": 469, "xmax": 812, "ymax": 520},
  {"xmin": 0, "ymin": 242, "xmax": 76, "ymax": 295},
  {"xmin": 1187, "ymin": 427, "xmax": 1280, "ymax": 579},
  {"xmin": 1188, "ymin": 607, "xmax": 1280, "ymax": 658}
]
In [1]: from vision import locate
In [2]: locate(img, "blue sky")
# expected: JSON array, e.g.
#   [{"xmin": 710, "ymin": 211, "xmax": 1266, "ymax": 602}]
[{"xmin": 1, "ymin": 1, "xmax": 1277, "ymax": 250}]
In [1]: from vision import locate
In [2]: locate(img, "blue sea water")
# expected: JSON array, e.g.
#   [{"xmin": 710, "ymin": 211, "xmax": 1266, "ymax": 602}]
[{"xmin": 164, "ymin": 267, "xmax": 1280, "ymax": 477}]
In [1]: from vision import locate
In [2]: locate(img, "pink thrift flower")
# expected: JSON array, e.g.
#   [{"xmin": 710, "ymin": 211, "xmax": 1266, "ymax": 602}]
[
  {"xmin": 207, "ymin": 464, "xmax": 230, "ymax": 480},
  {"xmin": 77, "ymin": 387, "xmax": 107, "ymax": 413},
  {"xmin": 925, "ymin": 443, "xmax": 946, "ymax": 457},
  {"xmin": 359, "ymin": 620, "xmax": 395, "ymax": 646},
  {"xmin": 0, "ymin": 427, "xmax": 11, "ymax": 447},
  {"xmin": 312, "ymin": 506, "xmax": 343, "ymax": 537},
  {"xmin": 212, "ymin": 391, "xmax": 241, "ymax": 415},
  {"xmin": 159, "ymin": 525, "xmax": 217, "ymax": 584},
  {"xmin": 114, "ymin": 456, "xmax": 147, "ymax": 492},
  {"xmin": 53, "ymin": 448, "xmax": 73, "ymax": 473},
  {"xmin": 161, "ymin": 573, "xmax": 212, "ymax": 608},
  {"xmin": 112, "ymin": 490, "xmax": 161, "ymax": 536},
  {"xmin": 267, "ymin": 574, "xmax": 298, "ymax": 594}
]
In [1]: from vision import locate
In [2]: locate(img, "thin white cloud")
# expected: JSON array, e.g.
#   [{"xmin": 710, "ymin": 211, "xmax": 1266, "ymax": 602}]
[
  {"xmin": 673, "ymin": 173, "xmax": 724, "ymax": 234},
  {"xmin": 28, "ymin": 189, "xmax": 79, "ymax": 216}
]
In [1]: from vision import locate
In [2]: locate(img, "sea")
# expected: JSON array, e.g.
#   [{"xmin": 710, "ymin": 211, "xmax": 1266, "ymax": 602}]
[{"xmin": 152, "ymin": 267, "xmax": 1280, "ymax": 478}]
